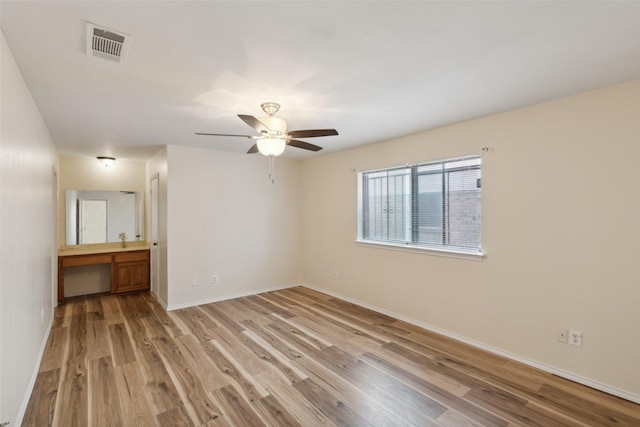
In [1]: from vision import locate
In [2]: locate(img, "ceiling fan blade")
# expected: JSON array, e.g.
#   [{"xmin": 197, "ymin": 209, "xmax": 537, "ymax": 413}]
[
  {"xmin": 288, "ymin": 139, "xmax": 323, "ymax": 152},
  {"xmin": 195, "ymin": 132, "xmax": 253, "ymax": 138},
  {"xmin": 238, "ymin": 115, "xmax": 270, "ymax": 133},
  {"xmin": 247, "ymin": 144, "xmax": 259, "ymax": 154},
  {"xmin": 288, "ymin": 129, "xmax": 338, "ymax": 138}
]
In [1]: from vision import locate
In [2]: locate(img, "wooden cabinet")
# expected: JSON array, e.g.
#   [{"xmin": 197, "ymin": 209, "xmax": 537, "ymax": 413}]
[
  {"xmin": 58, "ymin": 248, "xmax": 150, "ymax": 303},
  {"xmin": 113, "ymin": 250, "xmax": 150, "ymax": 294}
]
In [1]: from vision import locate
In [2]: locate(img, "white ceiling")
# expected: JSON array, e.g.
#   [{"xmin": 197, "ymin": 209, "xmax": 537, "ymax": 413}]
[{"xmin": 2, "ymin": 1, "xmax": 640, "ymax": 161}]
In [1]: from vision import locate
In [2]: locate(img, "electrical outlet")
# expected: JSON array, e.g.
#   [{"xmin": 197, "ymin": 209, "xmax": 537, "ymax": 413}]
[
  {"xmin": 333, "ymin": 271, "xmax": 339, "ymax": 280},
  {"xmin": 569, "ymin": 330, "xmax": 583, "ymax": 347},
  {"xmin": 212, "ymin": 274, "xmax": 218, "ymax": 284},
  {"xmin": 556, "ymin": 328, "xmax": 568, "ymax": 343},
  {"xmin": 191, "ymin": 277, "xmax": 198, "ymax": 287}
]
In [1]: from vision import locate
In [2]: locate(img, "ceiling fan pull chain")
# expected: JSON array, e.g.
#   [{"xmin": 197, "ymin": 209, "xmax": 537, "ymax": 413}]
[{"xmin": 268, "ymin": 155, "xmax": 276, "ymax": 184}]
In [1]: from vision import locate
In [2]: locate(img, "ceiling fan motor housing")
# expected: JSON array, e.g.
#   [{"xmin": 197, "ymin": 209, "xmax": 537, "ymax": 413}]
[{"xmin": 260, "ymin": 116, "xmax": 287, "ymax": 135}]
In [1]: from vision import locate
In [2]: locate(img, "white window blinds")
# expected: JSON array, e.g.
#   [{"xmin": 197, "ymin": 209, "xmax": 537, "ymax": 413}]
[{"xmin": 358, "ymin": 156, "xmax": 482, "ymax": 255}]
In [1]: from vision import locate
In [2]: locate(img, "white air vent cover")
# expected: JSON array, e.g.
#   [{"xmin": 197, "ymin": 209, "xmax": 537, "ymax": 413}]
[{"xmin": 86, "ymin": 22, "xmax": 131, "ymax": 63}]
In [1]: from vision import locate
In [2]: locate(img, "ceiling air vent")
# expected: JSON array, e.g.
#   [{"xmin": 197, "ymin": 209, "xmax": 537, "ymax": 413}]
[{"xmin": 86, "ymin": 22, "xmax": 131, "ymax": 63}]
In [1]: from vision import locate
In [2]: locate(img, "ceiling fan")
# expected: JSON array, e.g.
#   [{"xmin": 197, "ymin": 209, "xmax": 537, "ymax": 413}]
[{"xmin": 196, "ymin": 102, "xmax": 338, "ymax": 156}]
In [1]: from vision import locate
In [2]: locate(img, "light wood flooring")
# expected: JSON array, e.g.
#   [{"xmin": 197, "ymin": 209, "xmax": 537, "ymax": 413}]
[{"xmin": 23, "ymin": 287, "xmax": 640, "ymax": 426}]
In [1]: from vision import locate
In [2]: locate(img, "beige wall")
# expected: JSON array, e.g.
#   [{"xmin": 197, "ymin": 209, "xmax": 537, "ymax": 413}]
[
  {"xmin": 165, "ymin": 145, "xmax": 301, "ymax": 309},
  {"xmin": 0, "ymin": 32, "xmax": 57, "ymax": 425},
  {"xmin": 300, "ymin": 80, "xmax": 640, "ymax": 399}
]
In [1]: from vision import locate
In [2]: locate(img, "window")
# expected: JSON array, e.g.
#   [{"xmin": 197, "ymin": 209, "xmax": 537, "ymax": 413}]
[{"xmin": 357, "ymin": 156, "xmax": 482, "ymax": 256}]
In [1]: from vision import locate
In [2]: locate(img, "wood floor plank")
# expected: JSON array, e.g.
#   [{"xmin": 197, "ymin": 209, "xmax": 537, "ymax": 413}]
[
  {"xmin": 220, "ymin": 298, "xmax": 265, "ymax": 321},
  {"xmin": 271, "ymin": 312, "xmax": 334, "ymax": 348},
  {"xmin": 240, "ymin": 318, "xmax": 305, "ymax": 361},
  {"xmin": 255, "ymin": 370, "xmax": 337, "ymax": 426},
  {"xmin": 240, "ymin": 328, "xmax": 308, "ymax": 384},
  {"xmin": 536, "ymin": 383, "xmax": 640, "ymax": 426},
  {"xmin": 23, "ymin": 288, "xmax": 640, "ymax": 427},
  {"xmin": 113, "ymin": 362, "xmax": 159, "ymax": 426},
  {"xmin": 153, "ymin": 334, "xmax": 223, "ymax": 425},
  {"xmin": 108, "ymin": 322, "xmax": 137, "ymax": 365},
  {"xmin": 464, "ymin": 384, "xmax": 567, "ymax": 427},
  {"xmin": 359, "ymin": 350, "xmax": 505, "ymax": 426},
  {"xmin": 211, "ymin": 384, "xmax": 267, "ymax": 427},
  {"xmin": 67, "ymin": 300, "xmax": 88, "ymax": 360},
  {"xmin": 233, "ymin": 296, "xmax": 278, "ymax": 321},
  {"xmin": 51, "ymin": 302, "xmax": 67, "ymax": 329},
  {"xmin": 127, "ymin": 331, "xmax": 182, "ymax": 415},
  {"xmin": 39, "ymin": 326, "xmax": 68, "ymax": 372},
  {"xmin": 252, "ymin": 394, "xmax": 303, "ymax": 427},
  {"xmin": 155, "ymin": 403, "xmax": 194, "ymax": 427},
  {"xmin": 250, "ymin": 294, "xmax": 295, "ymax": 319},
  {"xmin": 118, "ymin": 293, "xmax": 154, "ymax": 319},
  {"xmin": 364, "ymin": 345, "xmax": 471, "ymax": 397},
  {"xmin": 205, "ymin": 299, "xmax": 252, "ymax": 324},
  {"xmin": 173, "ymin": 334, "xmax": 233, "ymax": 390},
  {"xmin": 101, "ymin": 294, "xmax": 125, "ymax": 325},
  {"xmin": 143, "ymin": 293, "xmax": 185, "ymax": 339},
  {"xmin": 282, "ymin": 286, "xmax": 333, "ymax": 302},
  {"xmin": 394, "ymin": 319, "xmax": 509, "ymax": 368},
  {"xmin": 88, "ymin": 356, "xmax": 124, "ymax": 426},
  {"xmin": 55, "ymin": 358, "xmax": 88, "ymax": 426},
  {"xmin": 173, "ymin": 306, "xmax": 218, "ymax": 342},
  {"xmin": 295, "ymin": 349, "xmax": 430, "ymax": 427},
  {"xmin": 322, "ymin": 345, "xmax": 448, "ymax": 421},
  {"xmin": 86, "ymin": 319, "xmax": 110, "ymax": 361},
  {"xmin": 293, "ymin": 377, "xmax": 370, "ymax": 427},
  {"xmin": 200, "ymin": 303, "xmax": 246, "ymax": 334},
  {"xmin": 206, "ymin": 323, "xmax": 270, "ymax": 377},
  {"xmin": 205, "ymin": 337, "xmax": 269, "ymax": 400},
  {"xmin": 85, "ymin": 294, "xmax": 105, "ymax": 322},
  {"xmin": 54, "ymin": 301, "xmax": 89, "ymax": 427},
  {"xmin": 299, "ymin": 300, "xmax": 391, "ymax": 344},
  {"xmin": 22, "ymin": 368, "xmax": 60, "ymax": 427},
  {"xmin": 142, "ymin": 313, "xmax": 175, "ymax": 340},
  {"xmin": 436, "ymin": 408, "xmax": 486, "ymax": 427}
]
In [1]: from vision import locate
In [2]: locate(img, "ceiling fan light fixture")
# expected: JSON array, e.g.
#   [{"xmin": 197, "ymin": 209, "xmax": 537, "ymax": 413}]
[
  {"xmin": 97, "ymin": 156, "xmax": 116, "ymax": 167},
  {"xmin": 257, "ymin": 137, "xmax": 286, "ymax": 156}
]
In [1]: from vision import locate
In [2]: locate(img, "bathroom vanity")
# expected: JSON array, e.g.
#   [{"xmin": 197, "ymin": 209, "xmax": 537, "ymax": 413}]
[{"xmin": 58, "ymin": 244, "xmax": 150, "ymax": 304}]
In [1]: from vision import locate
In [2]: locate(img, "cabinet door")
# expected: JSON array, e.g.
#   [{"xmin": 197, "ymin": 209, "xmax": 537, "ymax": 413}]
[{"xmin": 114, "ymin": 261, "xmax": 149, "ymax": 293}]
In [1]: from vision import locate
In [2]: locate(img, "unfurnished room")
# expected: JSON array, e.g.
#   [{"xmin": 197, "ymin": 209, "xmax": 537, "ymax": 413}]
[{"xmin": 1, "ymin": 1, "xmax": 640, "ymax": 426}]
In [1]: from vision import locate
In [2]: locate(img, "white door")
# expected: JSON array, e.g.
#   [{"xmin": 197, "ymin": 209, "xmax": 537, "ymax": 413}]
[
  {"xmin": 80, "ymin": 199, "xmax": 107, "ymax": 244},
  {"xmin": 150, "ymin": 174, "xmax": 160, "ymax": 297}
]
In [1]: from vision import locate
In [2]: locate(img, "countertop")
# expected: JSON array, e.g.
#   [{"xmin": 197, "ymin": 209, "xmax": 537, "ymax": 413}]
[{"xmin": 58, "ymin": 242, "xmax": 151, "ymax": 257}]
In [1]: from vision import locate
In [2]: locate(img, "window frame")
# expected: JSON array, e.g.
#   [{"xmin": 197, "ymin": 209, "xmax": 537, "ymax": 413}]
[{"xmin": 356, "ymin": 155, "xmax": 484, "ymax": 260}]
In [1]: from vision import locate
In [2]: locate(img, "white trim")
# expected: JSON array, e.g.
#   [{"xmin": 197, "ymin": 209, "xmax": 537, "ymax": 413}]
[
  {"xmin": 15, "ymin": 313, "xmax": 54, "ymax": 425},
  {"xmin": 356, "ymin": 239, "xmax": 484, "ymax": 261},
  {"xmin": 166, "ymin": 283, "xmax": 299, "ymax": 311},
  {"xmin": 149, "ymin": 290, "xmax": 168, "ymax": 310},
  {"xmin": 301, "ymin": 284, "xmax": 640, "ymax": 404},
  {"xmin": 357, "ymin": 154, "xmax": 482, "ymax": 174}
]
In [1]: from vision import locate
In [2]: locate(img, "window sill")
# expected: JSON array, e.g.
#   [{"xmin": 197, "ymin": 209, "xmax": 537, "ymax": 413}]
[{"xmin": 355, "ymin": 239, "xmax": 484, "ymax": 261}]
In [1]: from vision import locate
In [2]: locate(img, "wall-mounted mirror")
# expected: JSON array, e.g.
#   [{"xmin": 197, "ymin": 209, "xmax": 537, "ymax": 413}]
[{"xmin": 65, "ymin": 190, "xmax": 144, "ymax": 245}]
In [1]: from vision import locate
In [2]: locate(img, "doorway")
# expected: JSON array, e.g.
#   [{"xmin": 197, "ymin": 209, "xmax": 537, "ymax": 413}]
[
  {"xmin": 150, "ymin": 174, "xmax": 159, "ymax": 297},
  {"xmin": 79, "ymin": 199, "xmax": 107, "ymax": 244}
]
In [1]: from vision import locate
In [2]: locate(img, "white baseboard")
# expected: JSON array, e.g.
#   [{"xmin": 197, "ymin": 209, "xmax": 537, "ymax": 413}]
[
  {"xmin": 301, "ymin": 284, "xmax": 640, "ymax": 405},
  {"xmin": 166, "ymin": 283, "xmax": 299, "ymax": 311},
  {"xmin": 149, "ymin": 290, "xmax": 168, "ymax": 310},
  {"xmin": 15, "ymin": 312, "xmax": 54, "ymax": 426}
]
